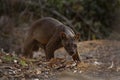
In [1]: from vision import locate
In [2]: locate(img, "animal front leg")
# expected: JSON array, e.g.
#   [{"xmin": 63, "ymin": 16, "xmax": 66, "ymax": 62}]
[
  {"xmin": 45, "ymin": 35, "xmax": 61, "ymax": 61},
  {"xmin": 45, "ymin": 48, "xmax": 54, "ymax": 61},
  {"xmin": 45, "ymin": 41, "xmax": 57, "ymax": 60},
  {"xmin": 72, "ymin": 52, "xmax": 80, "ymax": 61}
]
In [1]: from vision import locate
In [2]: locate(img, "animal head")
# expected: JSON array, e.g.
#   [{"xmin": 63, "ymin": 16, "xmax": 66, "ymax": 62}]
[{"xmin": 60, "ymin": 32, "xmax": 80, "ymax": 60}]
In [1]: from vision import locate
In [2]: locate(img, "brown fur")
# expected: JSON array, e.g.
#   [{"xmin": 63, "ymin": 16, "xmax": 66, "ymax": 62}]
[{"xmin": 23, "ymin": 17, "xmax": 80, "ymax": 61}]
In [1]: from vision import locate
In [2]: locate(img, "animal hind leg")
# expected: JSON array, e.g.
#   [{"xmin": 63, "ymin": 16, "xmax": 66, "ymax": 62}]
[
  {"xmin": 23, "ymin": 40, "xmax": 39, "ymax": 58},
  {"xmin": 32, "ymin": 40, "xmax": 40, "ymax": 51}
]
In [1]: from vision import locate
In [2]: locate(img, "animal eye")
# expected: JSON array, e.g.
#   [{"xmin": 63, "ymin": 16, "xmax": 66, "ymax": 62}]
[
  {"xmin": 74, "ymin": 44, "xmax": 77, "ymax": 48},
  {"xmin": 67, "ymin": 44, "xmax": 70, "ymax": 46}
]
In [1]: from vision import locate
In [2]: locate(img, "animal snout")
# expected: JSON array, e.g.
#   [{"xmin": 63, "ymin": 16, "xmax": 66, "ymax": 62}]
[
  {"xmin": 69, "ymin": 50, "xmax": 76, "ymax": 56},
  {"xmin": 71, "ymin": 51, "xmax": 75, "ymax": 54}
]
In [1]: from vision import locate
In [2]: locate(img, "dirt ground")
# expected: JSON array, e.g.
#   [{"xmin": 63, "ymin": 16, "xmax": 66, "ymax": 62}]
[{"xmin": 0, "ymin": 40, "xmax": 120, "ymax": 80}]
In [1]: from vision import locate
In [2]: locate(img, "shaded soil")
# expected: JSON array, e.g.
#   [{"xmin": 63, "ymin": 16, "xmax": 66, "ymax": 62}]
[{"xmin": 0, "ymin": 40, "xmax": 120, "ymax": 80}]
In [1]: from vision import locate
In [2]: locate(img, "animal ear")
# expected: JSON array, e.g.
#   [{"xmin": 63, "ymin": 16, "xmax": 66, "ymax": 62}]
[
  {"xmin": 74, "ymin": 33, "xmax": 80, "ymax": 40},
  {"xmin": 60, "ymin": 32, "xmax": 67, "ymax": 40}
]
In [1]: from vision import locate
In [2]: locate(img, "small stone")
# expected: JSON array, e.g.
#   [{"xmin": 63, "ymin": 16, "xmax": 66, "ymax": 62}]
[
  {"xmin": 13, "ymin": 59, "xmax": 18, "ymax": 63},
  {"xmin": 32, "ymin": 78, "xmax": 39, "ymax": 80},
  {"xmin": 35, "ymin": 70, "xmax": 41, "ymax": 74},
  {"xmin": 116, "ymin": 67, "xmax": 120, "ymax": 72},
  {"xmin": 17, "ymin": 69, "xmax": 21, "ymax": 72},
  {"xmin": 44, "ymin": 74, "xmax": 49, "ymax": 78},
  {"xmin": 71, "ymin": 62, "xmax": 77, "ymax": 67},
  {"xmin": 73, "ymin": 70, "xmax": 77, "ymax": 73},
  {"xmin": 93, "ymin": 61, "xmax": 102, "ymax": 66},
  {"xmin": 12, "ymin": 71, "xmax": 16, "ymax": 74},
  {"xmin": 79, "ymin": 71, "xmax": 82, "ymax": 73},
  {"xmin": 0, "ymin": 59, "xmax": 2, "ymax": 63}
]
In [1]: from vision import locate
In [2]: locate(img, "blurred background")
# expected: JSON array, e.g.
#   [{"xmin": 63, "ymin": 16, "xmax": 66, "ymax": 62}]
[{"xmin": 0, "ymin": 0, "xmax": 120, "ymax": 53}]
